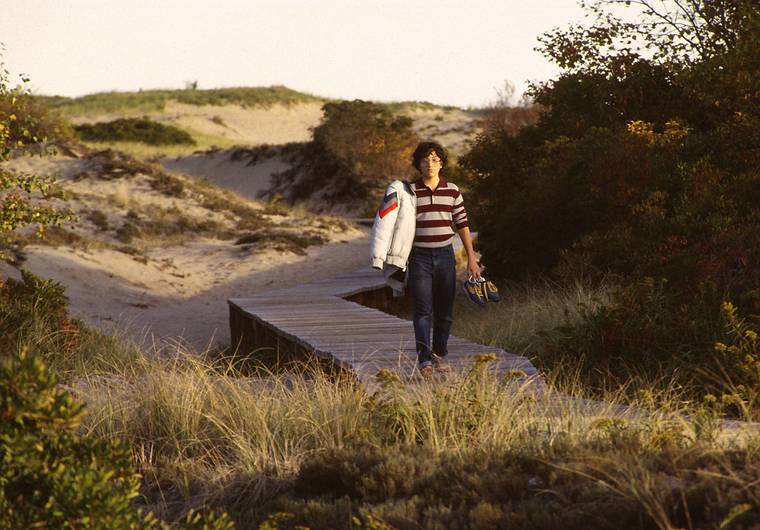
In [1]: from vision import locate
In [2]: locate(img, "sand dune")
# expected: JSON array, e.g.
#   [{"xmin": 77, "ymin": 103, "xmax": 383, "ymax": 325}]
[{"xmin": 2, "ymin": 149, "xmax": 367, "ymax": 352}]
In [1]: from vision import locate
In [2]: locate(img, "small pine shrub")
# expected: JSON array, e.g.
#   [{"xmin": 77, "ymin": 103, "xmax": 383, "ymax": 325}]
[
  {"xmin": 0, "ymin": 349, "xmax": 144, "ymax": 528},
  {"xmin": 0, "ymin": 270, "xmax": 75, "ymax": 356}
]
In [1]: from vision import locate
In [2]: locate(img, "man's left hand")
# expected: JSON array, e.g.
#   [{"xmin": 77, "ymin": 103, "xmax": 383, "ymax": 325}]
[{"xmin": 467, "ymin": 257, "xmax": 481, "ymax": 280}]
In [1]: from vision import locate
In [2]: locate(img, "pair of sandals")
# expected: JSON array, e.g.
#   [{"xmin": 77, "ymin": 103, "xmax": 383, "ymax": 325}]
[{"xmin": 462, "ymin": 275, "xmax": 501, "ymax": 306}]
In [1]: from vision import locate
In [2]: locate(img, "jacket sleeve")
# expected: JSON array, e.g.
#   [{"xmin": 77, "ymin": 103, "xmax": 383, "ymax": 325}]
[{"xmin": 369, "ymin": 182, "xmax": 401, "ymax": 269}]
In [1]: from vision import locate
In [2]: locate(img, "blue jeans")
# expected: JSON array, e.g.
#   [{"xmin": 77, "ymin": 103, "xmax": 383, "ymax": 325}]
[{"xmin": 407, "ymin": 245, "xmax": 456, "ymax": 366}]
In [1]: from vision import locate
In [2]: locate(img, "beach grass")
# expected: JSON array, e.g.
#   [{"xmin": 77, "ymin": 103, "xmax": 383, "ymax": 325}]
[{"xmin": 66, "ymin": 341, "xmax": 759, "ymax": 528}]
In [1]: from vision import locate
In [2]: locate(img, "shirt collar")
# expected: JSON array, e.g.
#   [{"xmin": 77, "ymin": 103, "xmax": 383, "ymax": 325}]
[{"xmin": 414, "ymin": 175, "xmax": 447, "ymax": 190}]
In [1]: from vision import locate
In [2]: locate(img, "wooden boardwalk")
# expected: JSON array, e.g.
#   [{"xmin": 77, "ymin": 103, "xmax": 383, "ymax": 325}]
[
  {"xmin": 227, "ymin": 256, "xmax": 760, "ymax": 437},
  {"xmin": 229, "ymin": 265, "xmax": 541, "ymax": 388}
]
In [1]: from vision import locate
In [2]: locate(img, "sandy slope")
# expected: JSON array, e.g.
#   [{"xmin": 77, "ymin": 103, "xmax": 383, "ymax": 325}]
[
  {"xmin": 1, "ymin": 150, "xmax": 369, "ymax": 352},
  {"xmin": 72, "ymin": 101, "xmax": 482, "ymax": 208},
  {"xmin": 160, "ymin": 147, "xmax": 291, "ymax": 201}
]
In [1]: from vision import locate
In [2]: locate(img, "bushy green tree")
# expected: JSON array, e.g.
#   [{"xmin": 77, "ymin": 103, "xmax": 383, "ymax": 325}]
[
  {"xmin": 460, "ymin": 0, "xmax": 760, "ymax": 393},
  {"xmin": 270, "ymin": 100, "xmax": 419, "ymax": 210}
]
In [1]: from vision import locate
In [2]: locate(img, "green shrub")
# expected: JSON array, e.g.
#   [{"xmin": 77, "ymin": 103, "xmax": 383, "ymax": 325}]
[
  {"xmin": 713, "ymin": 301, "xmax": 760, "ymax": 419},
  {"xmin": 0, "ymin": 348, "xmax": 235, "ymax": 530},
  {"xmin": 0, "ymin": 270, "xmax": 75, "ymax": 357},
  {"xmin": 74, "ymin": 117, "xmax": 195, "ymax": 145},
  {"xmin": 0, "ymin": 349, "xmax": 145, "ymax": 528},
  {"xmin": 0, "ymin": 270, "xmax": 144, "ymax": 377}
]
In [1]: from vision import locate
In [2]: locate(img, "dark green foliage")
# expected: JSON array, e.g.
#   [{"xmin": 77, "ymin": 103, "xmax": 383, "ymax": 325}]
[
  {"xmin": 74, "ymin": 117, "xmax": 195, "ymax": 146},
  {"xmin": 460, "ymin": 0, "xmax": 760, "ymax": 398},
  {"xmin": 0, "ymin": 270, "xmax": 76, "ymax": 361},
  {"xmin": 0, "ymin": 270, "xmax": 144, "ymax": 378},
  {"xmin": 0, "ymin": 273, "xmax": 233, "ymax": 528},
  {"xmin": 462, "ymin": 0, "xmax": 760, "ymax": 283},
  {"xmin": 210, "ymin": 443, "xmax": 760, "ymax": 529},
  {"xmin": 295, "ymin": 444, "xmax": 436, "ymax": 503},
  {"xmin": 269, "ymin": 100, "xmax": 419, "ymax": 209}
]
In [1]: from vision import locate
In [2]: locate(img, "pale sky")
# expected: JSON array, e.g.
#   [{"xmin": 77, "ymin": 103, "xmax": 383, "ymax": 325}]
[{"xmin": 1, "ymin": 0, "xmax": 587, "ymax": 108}]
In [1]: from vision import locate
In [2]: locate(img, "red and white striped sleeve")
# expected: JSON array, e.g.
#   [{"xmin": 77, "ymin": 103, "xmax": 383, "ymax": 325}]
[{"xmin": 452, "ymin": 191, "xmax": 469, "ymax": 230}]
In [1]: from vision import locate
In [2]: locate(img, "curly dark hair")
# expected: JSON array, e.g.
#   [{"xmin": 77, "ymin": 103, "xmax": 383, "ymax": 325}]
[{"xmin": 411, "ymin": 141, "xmax": 448, "ymax": 172}]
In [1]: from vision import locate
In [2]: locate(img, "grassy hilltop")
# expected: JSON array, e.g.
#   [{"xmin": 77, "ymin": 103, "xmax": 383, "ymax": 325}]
[{"xmin": 36, "ymin": 85, "xmax": 327, "ymax": 116}]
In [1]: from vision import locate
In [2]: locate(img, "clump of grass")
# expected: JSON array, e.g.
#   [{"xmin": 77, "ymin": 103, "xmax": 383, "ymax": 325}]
[
  {"xmin": 115, "ymin": 221, "xmax": 140, "ymax": 244},
  {"xmin": 115, "ymin": 244, "xmax": 148, "ymax": 263},
  {"xmin": 86, "ymin": 209, "xmax": 109, "ymax": 231},
  {"xmin": 261, "ymin": 193, "xmax": 290, "ymax": 216},
  {"xmin": 21, "ymin": 226, "xmax": 85, "ymax": 248},
  {"xmin": 444, "ymin": 279, "xmax": 613, "ymax": 358},
  {"xmin": 77, "ymin": 148, "xmax": 188, "ymax": 198},
  {"xmin": 185, "ymin": 178, "xmax": 264, "ymax": 231},
  {"xmin": 234, "ymin": 229, "xmax": 325, "ymax": 255},
  {"xmin": 148, "ymin": 170, "xmax": 185, "ymax": 197},
  {"xmin": 74, "ymin": 117, "xmax": 196, "ymax": 145},
  {"xmin": 76, "ymin": 148, "xmax": 154, "ymax": 180},
  {"xmin": 112, "ymin": 207, "xmax": 231, "ymax": 245}
]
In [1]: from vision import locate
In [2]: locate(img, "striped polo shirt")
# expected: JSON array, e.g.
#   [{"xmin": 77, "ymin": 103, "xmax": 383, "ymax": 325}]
[{"xmin": 413, "ymin": 176, "xmax": 469, "ymax": 248}]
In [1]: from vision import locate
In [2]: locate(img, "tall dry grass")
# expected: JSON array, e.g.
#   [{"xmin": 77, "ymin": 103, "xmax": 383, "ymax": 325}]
[{"xmin": 65, "ymin": 337, "xmax": 760, "ymax": 527}]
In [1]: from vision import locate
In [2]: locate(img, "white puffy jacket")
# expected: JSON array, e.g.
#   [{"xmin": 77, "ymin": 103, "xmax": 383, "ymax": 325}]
[{"xmin": 370, "ymin": 179, "xmax": 416, "ymax": 278}]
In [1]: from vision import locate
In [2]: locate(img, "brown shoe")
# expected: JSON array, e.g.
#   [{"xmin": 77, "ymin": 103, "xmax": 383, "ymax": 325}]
[
  {"xmin": 432, "ymin": 353, "xmax": 451, "ymax": 372},
  {"xmin": 419, "ymin": 365, "xmax": 435, "ymax": 378}
]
